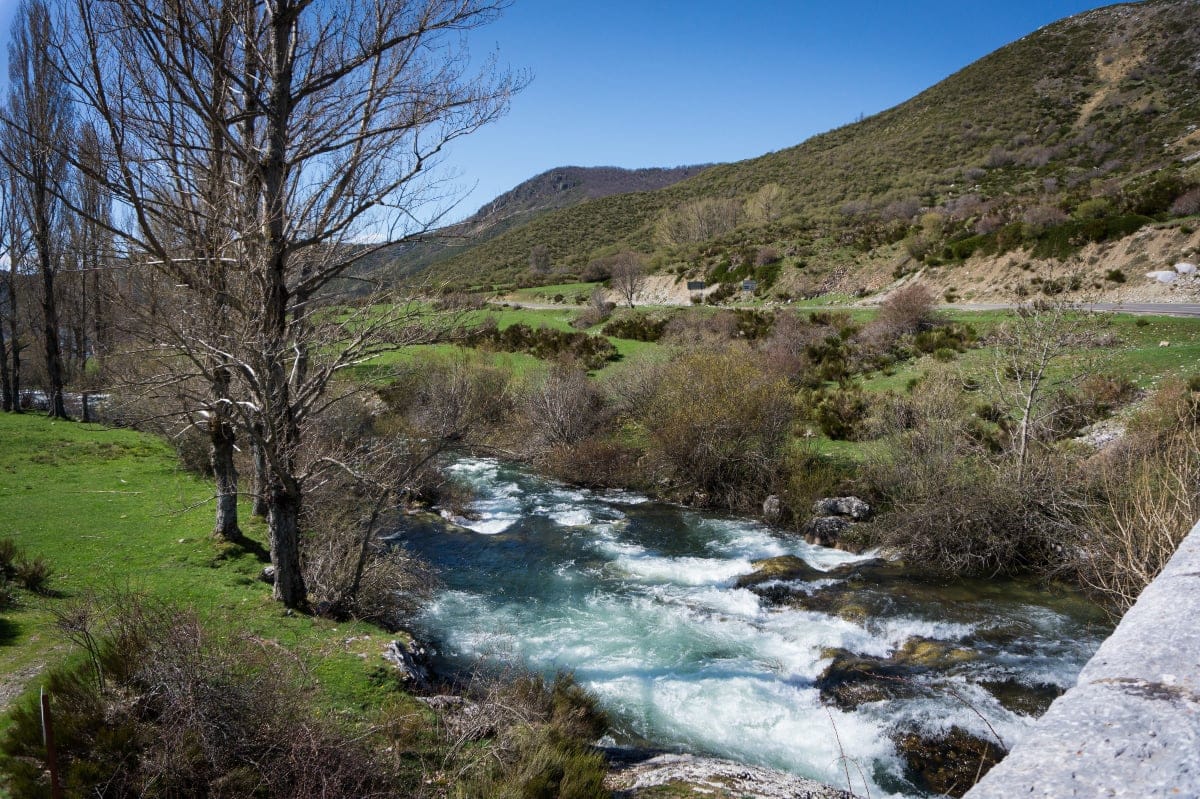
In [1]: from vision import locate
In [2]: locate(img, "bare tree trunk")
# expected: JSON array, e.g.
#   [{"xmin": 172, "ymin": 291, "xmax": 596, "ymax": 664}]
[
  {"xmin": 211, "ymin": 417, "xmax": 241, "ymax": 541},
  {"xmin": 7, "ymin": 292, "xmax": 19, "ymax": 412},
  {"xmin": 38, "ymin": 242, "xmax": 69, "ymax": 419},
  {"xmin": 267, "ymin": 482, "xmax": 306, "ymax": 609},
  {"xmin": 252, "ymin": 423, "xmax": 269, "ymax": 517},
  {"xmin": 0, "ymin": 328, "xmax": 11, "ymax": 412}
]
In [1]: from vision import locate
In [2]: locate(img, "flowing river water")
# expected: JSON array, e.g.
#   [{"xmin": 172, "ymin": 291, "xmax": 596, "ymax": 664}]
[{"xmin": 395, "ymin": 458, "xmax": 1111, "ymax": 798}]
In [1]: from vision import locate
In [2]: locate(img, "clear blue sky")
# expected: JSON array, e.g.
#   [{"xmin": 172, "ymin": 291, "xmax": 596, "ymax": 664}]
[{"xmin": 0, "ymin": 0, "xmax": 1120, "ymax": 222}]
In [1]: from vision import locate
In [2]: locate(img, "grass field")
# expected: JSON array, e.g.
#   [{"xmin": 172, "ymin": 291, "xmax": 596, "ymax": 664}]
[{"xmin": 0, "ymin": 415, "xmax": 412, "ymax": 739}]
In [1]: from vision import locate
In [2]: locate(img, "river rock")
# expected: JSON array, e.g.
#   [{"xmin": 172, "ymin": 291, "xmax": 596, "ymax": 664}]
[
  {"xmin": 734, "ymin": 555, "xmax": 824, "ymax": 588},
  {"xmin": 762, "ymin": 494, "xmax": 783, "ymax": 523},
  {"xmin": 892, "ymin": 725, "xmax": 1005, "ymax": 797},
  {"xmin": 605, "ymin": 752, "xmax": 858, "ymax": 799},
  {"xmin": 382, "ymin": 638, "xmax": 431, "ymax": 688},
  {"xmin": 812, "ymin": 496, "xmax": 871, "ymax": 521},
  {"xmin": 803, "ymin": 515, "xmax": 851, "ymax": 547},
  {"xmin": 815, "ymin": 647, "xmax": 918, "ymax": 710},
  {"xmin": 978, "ymin": 677, "xmax": 1063, "ymax": 717},
  {"xmin": 259, "ymin": 565, "xmax": 275, "ymax": 584},
  {"xmin": 893, "ymin": 637, "xmax": 977, "ymax": 668}
]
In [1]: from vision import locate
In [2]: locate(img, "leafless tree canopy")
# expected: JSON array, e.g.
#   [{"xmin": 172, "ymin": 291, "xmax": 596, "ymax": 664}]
[
  {"xmin": 609, "ymin": 251, "xmax": 645, "ymax": 308},
  {"xmin": 0, "ymin": 0, "xmax": 524, "ymax": 608}
]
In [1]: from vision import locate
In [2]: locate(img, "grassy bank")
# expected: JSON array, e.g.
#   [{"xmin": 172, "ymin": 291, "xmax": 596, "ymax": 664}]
[{"xmin": 0, "ymin": 414, "xmax": 408, "ymax": 731}]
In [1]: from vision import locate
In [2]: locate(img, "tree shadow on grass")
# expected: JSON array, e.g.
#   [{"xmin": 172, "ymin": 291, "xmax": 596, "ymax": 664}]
[{"xmin": 0, "ymin": 615, "xmax": 21, "ymax": 646}]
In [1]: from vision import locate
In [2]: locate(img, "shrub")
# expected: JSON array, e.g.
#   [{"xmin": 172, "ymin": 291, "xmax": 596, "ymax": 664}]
[
  {"xmin": 1, "ymin": 595, "xmax": 396, "ymax": 798},
  {"xmin": 1105, "ymin": 268, "xmax": 1126, "ymax": 283},
  {"xmin": 1170, "ymin": 186, "xmax": 1200, "ymax": 217},
  {"xmin": 0, "ymin": 538, "xmax": 18, "ymax": 578},
  {"xmin": 643, "ymin": 349, "xmax": 794, "ymax": 510},
  {"xmin": 875, "ymin": 282, "xmax": 937, "ymax": 338},
  {"xmin": 861, "ymin": 375, "xmax": 1076, "ymax": 576},
  {"xmin": 469, "ymin": 323, "xmax": 618, "ymax": 370},
  {"xmin": 14, "ymin": 557, "xmax": 52, "ymax": 595},
  {"xmin": 172, "ymin": 426, "xmax": 213, "ymax": 477},
  {"xmin": 543, "ymin": 437, "xmax": 643, "ymax": 490},
  {"xmin": 754, "ymin": 246, "xmax": 781, "ymax": 266},
  {"xmin": 601, "ymin": 314, "xmax": 669, "ymax": 342},
  {"xmin": 1072, "ymin": 391, "xmax": 1200, "ymax": 612},
  {"xmin": 812, "ymin": 387, "xmax": 870, "ymax": 441},
  {"xmin": 522, "ymin": 364, "xmax": 606, "ymax": 449}
]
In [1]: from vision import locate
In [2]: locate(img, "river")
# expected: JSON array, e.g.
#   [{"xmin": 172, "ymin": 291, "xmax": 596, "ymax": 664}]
[{"xmin": 394, "ymin": 457, "xmax": 1110, "ymax": 798}]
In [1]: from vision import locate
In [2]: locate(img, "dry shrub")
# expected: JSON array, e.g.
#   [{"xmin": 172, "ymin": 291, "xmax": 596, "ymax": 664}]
[
  {"xmin": 521, "ymin": 363, "xmax": 605, "ymax": 450},
  {"xmin": 542, "ymin": 436, "xmax": 642, "ymax": 490},
  {"xmin": 448, "ymin": 671, "xmax": 608, "ymax": 799},
  {"xmin": 1073, "ymin": 382, "xmax": 1200, "ymax": 612},
  {"xmin": 1169, "ymin": 186, "xmax": 1200, "ymax": 217},
  {"xmin": 643, "ymin": 347, "xmax": 794, "ymax": 510},
  {"xmin": 863, "ymin": 375, "xmax": 1076, "ymax": 575},
  {"xmin": 1077, "ymin": 432, "xmax": 1200, "ymax": 613},
  {"xmin": 601, "ymin": 356, "xmax": 666, "ymax": 419},
  {"xmin": 1, "ymin": 593, "xmax": 398, "ymax": 798},
  {"xmin": 874, "ymin": 282, "xmax": 938, "ymax": 338},
  {"xmin": 1021, "ymin": 204, "xmax": 1068, "ymax": 232}
]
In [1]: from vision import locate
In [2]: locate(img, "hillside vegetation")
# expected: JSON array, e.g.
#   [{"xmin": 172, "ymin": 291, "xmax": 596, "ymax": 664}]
[
  {"xmin": 378, "ymin": 165, "xmax": 712, "ymax": 280},
  {"xmin": 406, "ymin": 0, "xmax": 1200, "ymax": 295}
]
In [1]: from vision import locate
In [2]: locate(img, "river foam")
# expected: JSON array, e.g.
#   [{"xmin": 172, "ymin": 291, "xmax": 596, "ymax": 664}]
[{"xmin": 409, "ymin": 458, "xmax": 1108, "ymax": 798}]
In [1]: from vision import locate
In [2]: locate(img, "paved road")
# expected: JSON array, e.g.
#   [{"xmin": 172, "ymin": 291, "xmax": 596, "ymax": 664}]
[
  {"xmin": 494, "ymin": 298, "xmax": 1200, "ymax": 317},
  {"xmin": 950, "ymin": 302, "xmax": 1200, "ymax": 317}
]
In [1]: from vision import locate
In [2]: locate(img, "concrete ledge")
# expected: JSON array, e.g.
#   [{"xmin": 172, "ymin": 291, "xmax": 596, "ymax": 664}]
[{"xmin": 965, "ymin": 522, "xmax": 1200, "ymax": 798}]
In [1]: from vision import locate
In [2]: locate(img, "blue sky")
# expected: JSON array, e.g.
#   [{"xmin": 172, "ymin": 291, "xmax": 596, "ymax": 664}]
[{"xmin": 0, "ymin": 0, "xmax": 1119, "ymax": 222}]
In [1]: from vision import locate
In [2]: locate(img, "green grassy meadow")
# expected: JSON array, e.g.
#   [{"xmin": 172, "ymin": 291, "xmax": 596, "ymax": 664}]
[{"xmin": 0, "ymin": 415, "xmax": 414, "ymax": 738}]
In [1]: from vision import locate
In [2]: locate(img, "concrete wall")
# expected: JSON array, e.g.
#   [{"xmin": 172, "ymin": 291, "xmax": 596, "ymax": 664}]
[{"xmin": 965, "ymin": 521, "xmax": 1200, "ymax": 798}]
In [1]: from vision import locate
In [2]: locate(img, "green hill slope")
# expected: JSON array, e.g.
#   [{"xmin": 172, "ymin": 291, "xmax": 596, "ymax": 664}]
[{"xmin": 416, "ymin": 0, "xmax": 1200, "ymax": 292}]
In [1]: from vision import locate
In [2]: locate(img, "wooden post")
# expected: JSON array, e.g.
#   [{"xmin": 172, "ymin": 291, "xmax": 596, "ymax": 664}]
[{"xmin": 40, "ymin": 688, "xmax": 63, "ymax": 799}]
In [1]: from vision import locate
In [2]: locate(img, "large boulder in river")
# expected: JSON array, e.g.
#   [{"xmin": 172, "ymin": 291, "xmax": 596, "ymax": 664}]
[
  {"xmin": 812, "ymin": 496, "xmax": 871, "ymax": 520},
  {"xmin": 734, "ymin": 555, "xmax": 824, "ymax": 588},
  {"xmin": 893, "ymin": 725, "xmax": 1005, "ymax": 797},
  {"xmin": 802, "ymin": 515, "xmax": 851, "ymax": 547}
]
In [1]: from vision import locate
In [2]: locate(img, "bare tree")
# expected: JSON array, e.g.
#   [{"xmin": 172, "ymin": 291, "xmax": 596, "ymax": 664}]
[
  {"xmin": 0, "ymin": 165, "xmax": 28, "ymax": 413},
  {"xmin": 610, "ymin": 252, "xmax": 645, "ymax": 308},
  {"xmin": 61, "ymin": 0, "xmax": 522, "ymax": 608},
  {"xmin": 528, "ymin": 243, "xmax": 551, "ymax": 275},
  {"xmin": 4, "ymin": 0, "xmax": 73, "ymax": 419},
  {"xmin": 744, "ymin": 183, "xmax": 786, "ymax": 225},
  {"xmin": 988, "ymin": 301, "xmax": 1102, "ymax": 482}
]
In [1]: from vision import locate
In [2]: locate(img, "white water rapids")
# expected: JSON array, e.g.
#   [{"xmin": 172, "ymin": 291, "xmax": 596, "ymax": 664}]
[{"xmin": 397, "ymin": 458, "xmax": 1108, "ymax": 798}]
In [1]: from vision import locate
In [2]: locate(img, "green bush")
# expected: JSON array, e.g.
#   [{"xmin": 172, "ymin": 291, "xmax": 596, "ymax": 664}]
[
  {"xmin": 601, "ymin": 314, "xmax": 669, "ymax": 342},
  {"xmin": 468, "ymin": 323, "xmax": 619, "ymax": 370},
  {"xmin": 811, "ymin": 387, "xmax": 870, "ymax": 441}
]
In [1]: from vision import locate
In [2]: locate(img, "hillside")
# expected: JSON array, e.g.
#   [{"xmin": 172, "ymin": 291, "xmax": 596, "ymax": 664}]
[
  {"xmin": 413, "ymin": 0, "xmax": 1200, "ymax": 297},
  {"xmin": 378, "ymin": 164, "xmax": 712, "ymax": 280}
]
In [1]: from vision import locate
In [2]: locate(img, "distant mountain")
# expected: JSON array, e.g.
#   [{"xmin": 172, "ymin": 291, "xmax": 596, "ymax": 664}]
[
  {"xmin": 379, "ymin": 164, "xmax": 712, "ymax": 280},
  {"xmin": 412, "ymin": 0, "xmax": 1200, "ymax": 296}
]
